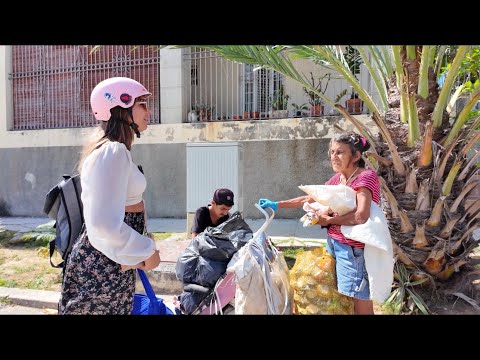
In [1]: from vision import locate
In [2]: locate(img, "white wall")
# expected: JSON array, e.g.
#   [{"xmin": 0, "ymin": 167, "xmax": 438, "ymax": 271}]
[{"xmin": 160, "ymin": 47, "xmax": 183, "ymax": 124}]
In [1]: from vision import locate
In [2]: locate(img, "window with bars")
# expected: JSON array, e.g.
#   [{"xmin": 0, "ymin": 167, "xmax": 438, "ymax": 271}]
[
  {"xmin": 9, "ymin": 45, "xmax": 161, "ymax": 130},
  {"xmin": 183, "ymin": 47, "xmax": 285, "ymax": 121},
  {"xmin": 244, "ymin": 65, "xmax": 284, "ymax": 117}
]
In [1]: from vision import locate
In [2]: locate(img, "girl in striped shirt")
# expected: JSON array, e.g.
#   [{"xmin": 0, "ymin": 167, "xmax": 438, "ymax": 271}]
[{"xmin": 258, "ymin": 131, "xmax": 380, "ymax": 314}]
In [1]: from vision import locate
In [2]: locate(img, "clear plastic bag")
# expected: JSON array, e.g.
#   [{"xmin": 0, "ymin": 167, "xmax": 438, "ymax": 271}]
[{"xmin": 300, "ymin": 202, "xmax": 330, "ymax": 227}]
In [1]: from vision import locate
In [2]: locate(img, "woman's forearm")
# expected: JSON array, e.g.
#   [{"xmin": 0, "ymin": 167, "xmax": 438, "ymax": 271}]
[
  {"xmin": 326, "ymin": 210, "xmax": 368, "ymax": 225},
  {"xmin": 278, "ymin": 195, "xmax": 311, "ymax": 209}
]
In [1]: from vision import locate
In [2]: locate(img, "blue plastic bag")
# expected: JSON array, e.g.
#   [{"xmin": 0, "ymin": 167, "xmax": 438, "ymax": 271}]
[{"xmin": 132, "ymin": 269, "xmax": 174, "ymax": 315}]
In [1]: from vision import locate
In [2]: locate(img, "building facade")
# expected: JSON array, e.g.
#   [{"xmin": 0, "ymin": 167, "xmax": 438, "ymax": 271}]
[{"xmin": 0, "ymin": 46, "xmax": 375, "ymax": 219}]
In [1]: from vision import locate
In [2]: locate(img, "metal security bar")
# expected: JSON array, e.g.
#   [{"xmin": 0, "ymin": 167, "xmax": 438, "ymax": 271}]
[
  {"xmin": 182, "ymin": 47, "xmax": 371, "ymax": 123},
  {"xmin": 9, "ymin": 45, "xmax": 161, "ymax": 130},
  {"xmin": 183, "ymin": 47, "xmax": 285, "ymax": 122}
]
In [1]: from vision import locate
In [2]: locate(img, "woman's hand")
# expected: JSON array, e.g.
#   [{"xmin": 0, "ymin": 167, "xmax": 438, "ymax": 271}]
[
  {"xmin": 316, "ymin": 214, "xmax": 331, "ymax": 227},
  {"xmin": 258, "ymin": 198, "xmax": 279, "ymax": 211}
]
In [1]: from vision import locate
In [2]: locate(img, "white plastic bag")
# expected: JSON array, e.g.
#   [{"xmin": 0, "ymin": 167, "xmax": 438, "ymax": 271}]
[
  {"xmin": 300, "ymin": 202, "xmax": 330, "ymax": 227},
  {"xmin": 298, "ymin": 184, "xmax": 357, "ymax": 215},
  {"xmin": 227, "ymin": 233, "xmax": 293, "ymax": 314}
]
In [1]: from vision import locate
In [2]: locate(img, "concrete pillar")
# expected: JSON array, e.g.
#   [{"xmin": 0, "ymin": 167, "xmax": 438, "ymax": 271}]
[
  {"xmin": 0, "ymin": 46, "xmax": 13, "ymax": 133},
  {"xmin": 160, "ymin": 48, "xmax": 184, "ymax": 124}
]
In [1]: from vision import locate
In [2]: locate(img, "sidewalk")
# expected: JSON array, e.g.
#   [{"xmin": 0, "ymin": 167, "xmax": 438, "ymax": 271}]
[
  {"xmin": 0, "ymin": 216, "xmax": 328, "ymax": 243},
  {"xmin": 0, "ymin": 286, "xmax": 177, "ymax": 314}
]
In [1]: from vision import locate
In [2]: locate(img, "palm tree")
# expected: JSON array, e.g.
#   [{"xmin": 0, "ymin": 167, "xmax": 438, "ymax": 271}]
[{"xmin": 198, "ymin": 45, "xmax": 480, "ymax": 313}]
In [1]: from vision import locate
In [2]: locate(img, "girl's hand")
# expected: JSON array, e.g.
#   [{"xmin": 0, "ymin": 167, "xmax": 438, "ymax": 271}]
[
  {"xmin": 120, "ymin": 262, "xmax": 145, "ymax": 272},
  {"xmin": 139, "ymin": 249, "xmax": 161, "ymax": 271}
]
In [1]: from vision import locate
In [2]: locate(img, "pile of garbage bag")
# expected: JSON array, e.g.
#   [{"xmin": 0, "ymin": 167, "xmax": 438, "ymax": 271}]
[{"xmin": 175, "ymin": 212, "xmax": 253, "ymax": 314}]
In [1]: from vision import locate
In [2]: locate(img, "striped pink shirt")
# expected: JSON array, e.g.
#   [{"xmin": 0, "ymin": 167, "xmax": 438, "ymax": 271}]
[{"xmin": 325, "ymin": 169, "xmax": 381, "ymax": 248}]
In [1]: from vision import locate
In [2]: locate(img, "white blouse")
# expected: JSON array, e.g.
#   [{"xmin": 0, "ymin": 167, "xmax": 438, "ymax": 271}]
[{"xmin": 80, "ymin": 141, "xmax": 156, "ymax": 265}]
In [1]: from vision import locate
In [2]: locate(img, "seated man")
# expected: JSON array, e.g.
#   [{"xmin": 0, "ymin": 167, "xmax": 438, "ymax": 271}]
[{"xmin": 191, "ymin": 188, "xmax": 234, "ymax": 238}]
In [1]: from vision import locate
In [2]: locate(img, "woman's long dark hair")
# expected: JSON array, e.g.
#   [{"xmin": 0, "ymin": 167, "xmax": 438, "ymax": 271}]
[
  {"xmin": 78, "ymin": 106, "xmax": 134, "ymax": 173},
  {"xmin": 331, "ymin": 131, "xmax": 371, "ymax": 168}
]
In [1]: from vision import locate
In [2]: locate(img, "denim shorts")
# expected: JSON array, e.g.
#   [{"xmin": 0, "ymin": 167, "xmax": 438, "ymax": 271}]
[{"xmin": 326, "ymin": 236, "xmax": 370, "ymax": 300}]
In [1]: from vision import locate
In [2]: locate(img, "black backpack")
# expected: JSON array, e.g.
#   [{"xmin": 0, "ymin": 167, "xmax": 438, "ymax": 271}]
[{"xmin": 43, "ymin": 174, "xmax": 84, "ymax": 268}]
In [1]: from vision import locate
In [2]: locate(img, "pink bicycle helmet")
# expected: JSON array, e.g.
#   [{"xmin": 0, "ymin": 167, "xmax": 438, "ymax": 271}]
[{"xmin": 90, "ymin": 77, "xmax": 151, "ymax": 121}]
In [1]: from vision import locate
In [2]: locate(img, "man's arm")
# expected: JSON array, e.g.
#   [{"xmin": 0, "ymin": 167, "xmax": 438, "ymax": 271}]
[{"xmin": 191, "ymin": 207, "xmax": 206, "ymax": 239}]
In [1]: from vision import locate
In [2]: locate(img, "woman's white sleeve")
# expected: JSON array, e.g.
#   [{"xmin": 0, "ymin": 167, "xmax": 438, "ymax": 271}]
[{"xmin": 82, "ymin": 143, "xmax": 156, "ymax": 265}]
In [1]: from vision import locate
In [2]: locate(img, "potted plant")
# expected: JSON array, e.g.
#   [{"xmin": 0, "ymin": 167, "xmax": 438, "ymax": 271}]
[
  {"xmin": 271, "ymin": 84, "xmax": 290, "ymax": 118},
  {"xmin": 346, "ymin": 91, "xmax": 364, "ymax": 114},
  {"xmin": 303, "ymin": 72, "xmax": 330, "ymax": 116},
  {"xmin": 343, "ymin": 46, "xmax": 364, "ymax": 114},
  {"xmin": 291, "ymin": 102, "xmax": 309, "ymax": 117},
  {"xmin": 196, "ymin": 104, "xmax": 215, "ymax": 121}
]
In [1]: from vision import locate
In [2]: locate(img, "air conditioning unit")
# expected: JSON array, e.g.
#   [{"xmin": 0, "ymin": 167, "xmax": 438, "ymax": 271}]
[{"xmin": 186, "ymin": 142, "xmax": 243, "ymax": 233}]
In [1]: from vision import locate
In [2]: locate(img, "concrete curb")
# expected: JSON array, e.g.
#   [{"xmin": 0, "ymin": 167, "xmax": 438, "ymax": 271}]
[
  {"xmin": 137, "ymin": 263, "xmax": 183, "ymax": 295},
  {"xmin": 0, "ymin": 287, "xmax": 59, "ymax": 310},
  {"xmin": 0, "ymin": 264, "xmax": 184, "ymax": 311}
]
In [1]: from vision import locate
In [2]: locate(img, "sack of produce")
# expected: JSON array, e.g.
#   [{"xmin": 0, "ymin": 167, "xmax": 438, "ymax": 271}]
[{"xmin": 290, "ymin": 247, "xmax": 354, "ymax": 315}]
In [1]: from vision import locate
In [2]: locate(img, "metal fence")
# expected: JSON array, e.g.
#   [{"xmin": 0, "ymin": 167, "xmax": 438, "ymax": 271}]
[
  {"xmin": 182, "ymin": 47, "xmax": 371, "ymax": 123},
  {"xmin": 9, "ymin": 45, "xmax": 161, "ymax": 130},
  {"xmin": 183, "ymin": 47, "xmax": 288, "ymax": 122}
]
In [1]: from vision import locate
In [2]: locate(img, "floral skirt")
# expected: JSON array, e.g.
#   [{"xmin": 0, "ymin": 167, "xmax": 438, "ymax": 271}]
[{"xmin": 59, "ymin": 212, "xmax": 145, "ymax": 315}]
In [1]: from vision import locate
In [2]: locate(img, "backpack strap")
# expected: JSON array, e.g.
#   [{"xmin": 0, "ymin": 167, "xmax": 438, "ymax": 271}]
[
  {"xmin": 49, "ymin": 238, "xmax": 64, "ymax": 268},
  {"xmin": 49, "ymin": 222, "xmax": 85, "ymax": 269},
  {"xmin": 136, "ymin": 165, "xmax": 149, "ymax": 236}
]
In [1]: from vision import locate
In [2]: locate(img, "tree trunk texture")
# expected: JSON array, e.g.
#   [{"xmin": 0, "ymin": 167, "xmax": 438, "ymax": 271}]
[{"xmin": 377, "ymin": 46, "xmax": 478, "ymax": 298}]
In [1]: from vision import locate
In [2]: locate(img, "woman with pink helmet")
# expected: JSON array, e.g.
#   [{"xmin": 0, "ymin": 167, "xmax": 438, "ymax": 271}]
[{"xmin": 59, "ymin": 77, "xmax": 161, "ymax": 314}]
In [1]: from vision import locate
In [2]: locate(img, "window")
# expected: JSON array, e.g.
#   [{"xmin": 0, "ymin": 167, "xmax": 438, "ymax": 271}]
[{"xmin": 9, "ymin": 45, "xmax": 161, "ymax": 130}]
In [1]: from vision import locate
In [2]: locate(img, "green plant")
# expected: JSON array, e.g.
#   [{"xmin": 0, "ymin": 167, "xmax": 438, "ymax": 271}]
[
  {"xmin": 343, "ymin": 46, "xmax": 364, "ymax": 100},
  {"xmin": 440, "ymin": 46, "xmax": 480, "ymax": 95},
  {"xmin": 335, "ymin": 89, "xmax": 348, "ymax": 103},
  {"xmin": 383, "ymin": 262, "xmax": 431, "ymax": 314},
  {"xmin": 271, "ymin": 84, "xmax": 290, "ymax": 110},
  {"xmin": 151, "ymin": 232, "xmax": 173, "ymax": 241},
  {"xmin": 291, "ymin": 102, "xmax": 309, "ymax": 116},
  {"xmin": 303, "ymin": 72, "xmax": 331, "ymax": 106},
  {"xmin": 344, "ymin": 45, "xmax": 363, "ymax": 79}
]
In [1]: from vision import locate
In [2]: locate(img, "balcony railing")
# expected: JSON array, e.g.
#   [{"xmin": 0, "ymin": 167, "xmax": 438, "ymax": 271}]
[{"xmin": 182, "ymin": 47, "xmax": 373, "ymax": 123}]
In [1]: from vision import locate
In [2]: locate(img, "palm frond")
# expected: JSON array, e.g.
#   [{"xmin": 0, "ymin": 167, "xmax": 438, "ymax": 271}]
[
  {"xmin": 418, "ymin": 45, "xmax": 431, "ymax": 99},
  {"xmin": 361, "ymin": 46, "xmax": 388, "ymax": 111},
  {"xmin": 432, "ymin": 45, "xmax": 471, "ymax": 128},
  {"xmin": 444, "ymin": 91, "xmax": 480, "ymax": 146},
  {"xmin": 392, "ymin": 46, "xmax": 408, "ymax": 124}
]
